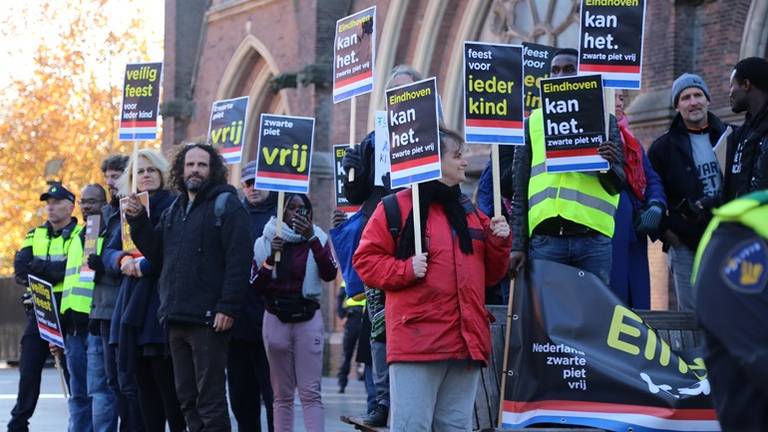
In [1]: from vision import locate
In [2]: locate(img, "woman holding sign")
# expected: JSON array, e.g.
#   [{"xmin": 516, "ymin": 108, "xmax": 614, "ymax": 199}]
[
  {"xmin": 103, "ymin": 149, "xmax": 186, "ymax": 432},
  {"xmin": 251, "ymin": 193, "xmax": 338, "ymax": 432},
  {"xmin": 353, "ymin": 128, "xmax": 512, "ymax": 431}
]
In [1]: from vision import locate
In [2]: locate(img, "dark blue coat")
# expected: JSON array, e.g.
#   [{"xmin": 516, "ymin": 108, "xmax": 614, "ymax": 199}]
[{"xmin": 609, "ymin": 150, "xmax": 666, "ymax": 308}]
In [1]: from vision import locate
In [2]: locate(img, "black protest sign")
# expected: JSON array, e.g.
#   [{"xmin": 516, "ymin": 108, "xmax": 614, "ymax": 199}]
[
  {"xmin": 333, "ymin": 6, "xmax": 376, "ymax": 103},
  {"xmin": 385, "ymin": 77, "xmax": 441, "ymax": 189},
  {"xmin": 500, "ymin": 260, "xmax": 718, "ymax": 430},
  {"xmin": 578, "ymin": 0, "xmax": 646, "ymax": 89},
  {"xmin": 78, "ymin": 214, "xmax": 101, "ymax": 283},
  {"xmin": 522, "ymin": 42, "xmax": 558, "ymax": 116},
  {"xmin": 28, "ymin": 275, "xmax": 65, "ymax": 348},
  {"xmin": 540, "ymin": 74, "xmax": 608, "ymax": 173},
  {"xmin": 333, "ymin": 145, "xmax": 361, "ymax": 215},
  {"xmin": 254, "ymin": 114, "xmax": 315, "ymax": 194},
  {"xmin": 463, "ymin": 42, "xmax": 524, "ymax": 145},
  {"xmin": 119, "ymin": 62, "xmax": 163, "ymax": 141},
  {"xmin": 208, "ymin": 96, "xmax": 249, "ymax": 165}
]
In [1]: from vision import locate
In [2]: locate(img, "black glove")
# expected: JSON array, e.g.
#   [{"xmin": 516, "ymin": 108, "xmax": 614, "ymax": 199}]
[
  {"xmin": 635, "ymin": 203, "xmax": 664, "ymax": 235},
  {"xmin": 87, "ymin": 254, "xmax": 105, "ymax": 274},
  {"xmin": 342, "ymin": 146, "xmax": 364, "ymax": 176},
  {"xmin": 28, "ymin": 258, "xmax": 49, "ymax": 278}
]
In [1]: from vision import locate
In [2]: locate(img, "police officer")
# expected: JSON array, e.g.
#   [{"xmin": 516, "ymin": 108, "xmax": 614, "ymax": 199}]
[
  {"xmin": 8, "ymin": 182, "xmax": 81, "ymax": 432},
  {"xmin": 693, "ymin": 190, "xmax": 768, "ymax": 430}
]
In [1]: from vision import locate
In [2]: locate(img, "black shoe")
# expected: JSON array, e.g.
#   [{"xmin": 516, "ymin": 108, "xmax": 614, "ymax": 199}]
[{"xmin": 362, "ymin": 404, "xmax": 388, "ymax": 427}]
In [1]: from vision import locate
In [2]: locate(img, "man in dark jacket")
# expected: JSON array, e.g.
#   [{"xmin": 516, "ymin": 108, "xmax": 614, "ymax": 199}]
[
  {"xmin": 227, "ymin": 160, "xmax": 275, "ymax": 432},
  {"xmin": 724, "ymin": 57, "xmax": 768, "ymax": 201},
  {"xmin": 123, "ymin": 144, "xmax": 252, "ymax": 431},
  {"xmin": 649, "ymin": 73, "xmax": 728, "ymax": 312}
]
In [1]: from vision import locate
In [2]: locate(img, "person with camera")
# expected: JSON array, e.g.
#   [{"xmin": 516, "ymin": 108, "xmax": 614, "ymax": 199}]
[
  {"xmin": 649, "ymin": 73, "xmax": 730, "ymax": 312},
  {"xmin": 251, "ymin": 193, "xmax": 338, "ymax": 432}
]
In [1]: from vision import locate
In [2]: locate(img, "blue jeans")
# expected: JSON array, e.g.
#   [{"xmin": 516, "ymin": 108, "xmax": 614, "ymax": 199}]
[
  {"xmin": 87, "ymin": 333, "xmax": 117, "ymax": 432},
  {"xmin": 65, "ymin": 332, "xmax": 93, "ymax": 432},
  {"xmin": 529, "ymin": 233, "xmax": 613, "ymax": 285},
  {"xmin": 370, "ymin": 340, "xmax": 390, "ymax": 408}
]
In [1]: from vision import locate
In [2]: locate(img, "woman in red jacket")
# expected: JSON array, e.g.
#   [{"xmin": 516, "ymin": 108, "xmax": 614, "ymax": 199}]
[{"xmin": 353, "ymin": 127, "xmax": 512, "ymax": 431}]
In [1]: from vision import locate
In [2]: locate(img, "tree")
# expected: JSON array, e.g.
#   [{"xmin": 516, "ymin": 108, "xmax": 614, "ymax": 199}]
[{"xmin": 0, "ymin": 0, "xmax": 162, "ymax": 275}]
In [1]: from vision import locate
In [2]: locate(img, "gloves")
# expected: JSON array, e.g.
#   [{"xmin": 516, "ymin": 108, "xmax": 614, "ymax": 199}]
[
  {"xmin": 21, "ymin": 292, "xmax": 33, "ymax": 312},
  {"xmin": 635, "ymin": 203, "xmax": 664, "ymax": 235},
  {"xmin": 87, "ymin": 253, "xmax": 105, "ymax": 274},
  {"xmin": 28, "ymin": 258, "xmax": 49, "ymax": 277},
  {"xmin": 342, "ymin": 146, "xmax": 364, "ymax": 177}
]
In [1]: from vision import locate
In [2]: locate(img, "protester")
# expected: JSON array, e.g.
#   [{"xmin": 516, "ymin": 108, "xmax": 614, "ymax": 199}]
[
  {"xmin": 336, "ymin": 288, "xmax": 364, "ymax": 394},
  {"xmin": 251, "ymin": 193, "xmax": 338, "ymax": 432},
  {"xmin": 9, "ymin": 182, "xmax": 80, "ymax": 432},
  {"xmin": 89, "ymin": 154, "xmax": 130, "ymax": 431},
  {"xmin": 648, "ymin": 73, "xmax": 728, "ymax": 311},
  {"xmin": 504, "ymin": 47, "xmax": 625, "ymax": 285},
  {"xmin": 353, "ymin": 127, "xmax": 512, "ymax": 431},
  {"xmin": 228, "ymin": 160, "xmax": 276, "ymax": 432},
  {"xmin": 609, "ymin": 93, "xmax": 666, "ymax": 308},
  {"xmin": 57, "ymin": 184, "xmax": 108, "ymax": 432},
  {"xmin": 692, "ymin": 190, "xmax": 768, "ymax": 430},
  {"xmin": 103, "ymin": 149, "xmax": 185, "ymax": 432},
  {"xmin": 337, "ymin": 64, "xmax": 423, "ymax": 426},
  {"xmin": 724, "ymin": 56, "xmax": 768, "ymax": 200},
  {"xmin": 123, "ymin": 143, "xmax": 252, "ymax": 431}
]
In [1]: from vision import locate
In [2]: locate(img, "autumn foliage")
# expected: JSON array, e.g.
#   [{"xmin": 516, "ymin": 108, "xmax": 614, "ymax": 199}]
[{"xmin": 0, "ymin": 1, "xmax": 162, "ymax": 275}]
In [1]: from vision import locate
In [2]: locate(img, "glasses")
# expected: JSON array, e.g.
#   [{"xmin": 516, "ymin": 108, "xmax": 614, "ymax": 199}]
[{"xmin": 136, "ymin": 167, "xmax": 159, "ymax": 176}]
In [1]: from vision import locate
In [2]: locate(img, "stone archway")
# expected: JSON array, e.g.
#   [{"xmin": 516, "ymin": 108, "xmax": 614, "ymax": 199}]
[{"xmin": 740, "ymin": 0, "xmax": 768, "ymax": 59}]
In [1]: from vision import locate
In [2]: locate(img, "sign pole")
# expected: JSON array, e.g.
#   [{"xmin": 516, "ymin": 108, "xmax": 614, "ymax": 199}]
[
  {"xmin": 491, "ymin": 144, "xmax": 502, "ymax": 218},
  {"xmin": 275, "ymin": 191, "xmax": 285, "ymax": 262},
  {"xmin": 54, "ymin": 353, "xmax": 69, "ymax": 399},
  {"xmin": 412, "ymin": 183, "xmax": 422, "ymax": 255},
  {"xmin": 497, "ymin": 275, "xmax": 517, "ymax": 427},
  {"xmin": 604, "ymin": 88, "xmax": 616, "ymax": 140},
  {"xmin": 131, "ymin": 142, "xmax": 139, "ymax": 194},
  {"xmin": 348, "ymin": 95, "xmax": 357, "ymax": 181}
]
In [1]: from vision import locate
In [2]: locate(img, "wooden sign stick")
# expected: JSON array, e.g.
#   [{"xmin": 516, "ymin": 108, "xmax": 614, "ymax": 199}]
[
  {"xmin": 274, "ymin": 191, "xmax": 285, "ymax": 262},
  {"xmin": 497, "ymin": 275, "xmax": 518, "ymax": 427},
  {"xmin": 412, "ymin": 183, "xmax": 422, "ymax": 255},
  {"xmin": 131, "ymin": 142, "xmax": 139, "ymax": 194},
  {"xmin": 347, "ymin": 95, "xmax": 357, "ymax": 181},
  {"xmin": 492, "ymin": 144, "xmax": 502, "ymax": 218}
]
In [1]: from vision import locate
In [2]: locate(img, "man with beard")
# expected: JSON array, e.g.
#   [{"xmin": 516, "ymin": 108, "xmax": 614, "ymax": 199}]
[
  {"xmin": 122, "ymin": 144, "xmax": 252, "ymax": 431},
  {"xmin": 724, "ymin": 57, "xmax": 768, "ymax": 201}
]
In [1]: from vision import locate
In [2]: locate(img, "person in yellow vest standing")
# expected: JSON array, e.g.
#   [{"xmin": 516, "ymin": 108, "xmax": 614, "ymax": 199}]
[
  {"xmin": 55, "ymin": 184, "xmax": 108, "ymax": 432},
  {"xmin": 9, "ymin": 182, "xmax": 81, "ymax": 432},
  {"xmin": 506, "ymin": 48, "xmax": 625, "ymax": 284},
  {"xmin": 692, "ymin": 190, "xmax": 768, "ymax": 430}
]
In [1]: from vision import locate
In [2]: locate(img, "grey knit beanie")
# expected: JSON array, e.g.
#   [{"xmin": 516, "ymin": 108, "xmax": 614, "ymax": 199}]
[{"xmin": 671, "ymin": 73, "xmax": 711, "ymax": 108}]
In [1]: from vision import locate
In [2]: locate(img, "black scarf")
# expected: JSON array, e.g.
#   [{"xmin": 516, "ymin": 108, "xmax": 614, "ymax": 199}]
[{"xmin": 396, "ymin": 181, "xmax": 473, "ymax": 259}]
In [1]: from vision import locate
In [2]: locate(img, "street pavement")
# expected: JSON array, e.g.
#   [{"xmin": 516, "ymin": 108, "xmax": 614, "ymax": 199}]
[{"xmin": 0, "ymin": 366, "xmax": 369, "ymax": 431}]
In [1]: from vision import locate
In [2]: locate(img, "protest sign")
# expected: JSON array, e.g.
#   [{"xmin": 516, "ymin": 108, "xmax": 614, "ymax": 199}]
[
  {"xmin": 254, "ymin": 114, "xmax": 315, "ymax": 194},
  {"xmin": 334, "ymin": 144, "xmax": 361, "ymax": 216},
  {"xmin": 120, "ymin": 191, "xmax": 149, "ymax": 256},
  {"xmin": 28, "ymin": 275, "xmax": 65, "ymax": 348},
  {"xmin": 333, "ymin": 6, "xmax": 376, "ymax": 103},
  {"xmin": 578, "ymin": 0, "xmax": 646, "ymax": 89},
  {"xmin": 385, "ymin": 78, "xmax": 441, "ymax": 189},
  {"xmin": 463, "ymin": 42, "xmax": 524, "ymax": 145},
  {"xmin": 500, "ymin": 260, "xmax": 718, "ymax": 431},
  {"xmin": 208, "ymin": 96, "xmax": 249, "ymax": 165},
  {"xmin": 78, "ymin": 215, "xmax": 101, "ymax": 283},
  {"xmin": 523, "ymin": 42, "xmax": 558, "ymax": 116},
  {"xmin": 540, "ymin": 74, "xmax": 609, "ymax": 173},
  {"xmin": 119, "ymin": 62, "xmax": 163, "ymax": 140},
  {"xmin": 373, "ymin": 110, "xmax": 390, "ymax": 187}
]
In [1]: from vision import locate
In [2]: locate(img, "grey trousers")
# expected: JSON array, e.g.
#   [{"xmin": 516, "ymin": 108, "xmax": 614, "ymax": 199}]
[
  {"xmin": 370, "ymin": 340, "xmax": 390, "ymax": 408},
  {"xmin": 389, "ymin": 360, "xmax": 480, "ymax": 432},
  {"xmin": 668, "ymin": 244, "xmax": 696, "ymax": 312}
]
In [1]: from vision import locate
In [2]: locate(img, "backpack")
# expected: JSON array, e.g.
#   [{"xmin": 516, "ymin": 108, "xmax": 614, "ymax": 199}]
[
  {"xmin": 380, "ymin": 191, "xmax": 478, "ymax": 243},
  {"xmin": 165, "ymin": 191, "xmax": 235, "ymax": 228}
]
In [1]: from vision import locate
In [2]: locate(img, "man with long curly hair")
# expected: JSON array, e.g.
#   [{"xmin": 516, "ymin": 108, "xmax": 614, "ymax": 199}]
[{"xmin": 122, "ymin": 143, "xmax": 252, "ymax": 431}]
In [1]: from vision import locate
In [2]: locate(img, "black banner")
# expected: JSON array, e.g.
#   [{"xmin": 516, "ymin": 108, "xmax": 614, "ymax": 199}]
[
  {"xmin": 333, "ymin": 144, "xmax": 360, "ymax": 214},
  {"xmin": 119, "ymin": 62, "xmax": 163, "ymax": 140},
  {"xmin": 254, "ymin": 114, "xmax": 315, "ymax": 194},
  {"xmin": 522, "ymin": 42, "xmax": 558, "ymax": 116},
  {"xmin": 28, "ymin": 275, "xmax": 65, "ymax": 348},
  {"xmin": 500, "ymin": 260, "xmax": 718, "ymax": 431}
]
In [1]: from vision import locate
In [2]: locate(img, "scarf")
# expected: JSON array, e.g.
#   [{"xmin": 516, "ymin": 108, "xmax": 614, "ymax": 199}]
[
  {"xmin": 396, "ymin": 181, "xmax": 472, "ymax": 259},
  {"xmin": 617, "ymin": 115, "xmax": 647, "ymax": 201},
  {"xmin": 252, "ymin": 216, "xmax": 328, "ymax": 301}
]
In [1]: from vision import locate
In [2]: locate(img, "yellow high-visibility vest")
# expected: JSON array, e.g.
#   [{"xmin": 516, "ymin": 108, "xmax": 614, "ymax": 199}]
[
  {"xmin": 60, "ymin": 235, "xmax": 103, "ymax": 315},
  {"xmin": 28, "ymin": 225, "xmax": 82, "ymax": 293}
]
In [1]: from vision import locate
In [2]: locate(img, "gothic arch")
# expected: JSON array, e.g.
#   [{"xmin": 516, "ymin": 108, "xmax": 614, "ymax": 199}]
[{"xmin": 740, "ymin": 0, "xmax": 768, "ymax": 59}]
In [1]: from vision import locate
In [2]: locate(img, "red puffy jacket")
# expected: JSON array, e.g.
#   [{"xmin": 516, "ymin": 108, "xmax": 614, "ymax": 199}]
[{"xmin": 353, "ymin": 189, "xmax": 511, "ymax": 364}]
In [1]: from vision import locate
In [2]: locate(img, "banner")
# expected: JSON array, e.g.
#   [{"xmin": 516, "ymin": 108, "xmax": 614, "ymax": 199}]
[
  {"xmin": 119, "ymin": 62, "xmax": 163, "ymax": 140},
  {"xmin": 385, "ymin": 77, "xmax": 441, "ymax": 189},
  {"xmin": 334, "ymin": 144, "xmax": 361, "ymax": 215},
  {"xmin": 578, "ymin": 0, "xmax": 646, "ymax": 89},
  {"xmin": 254, "ymin": 114, "xmax": 315, "ymax": 193},
  {"xmin": 28, "ymin": 275, "xmax": 65, "ymax": 348},
  {"xmin": 501, "ymin": 260, "xmax": 719, "ymax": 431},
  {"xmin": 540, "ymin": 74, "xmax": 609, "ymax": 173},
  {"xmin": 373, "ymin": 110, "xmax": 390, "ymax": 187},
  {"xmin": 523, "ymin": 42, "xmax": 558, "ymax": 116},
  {"xmin": 333, "ymin": 6, "xmax": 376, "ymax": 103},
  {"xmin": 208, "ymin": 96, "xmax": 249, "ymax": 165},
  {"xmin": 120, "ymin": 191, "xmax": 149, "ymax": 257},
  {"xmin": 463, "ymin": 42, "xmax": 524, "ymax": 145},
  {"xmin": 78, "ymin": 214, "xmax": 101, "ymax": 283}
]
